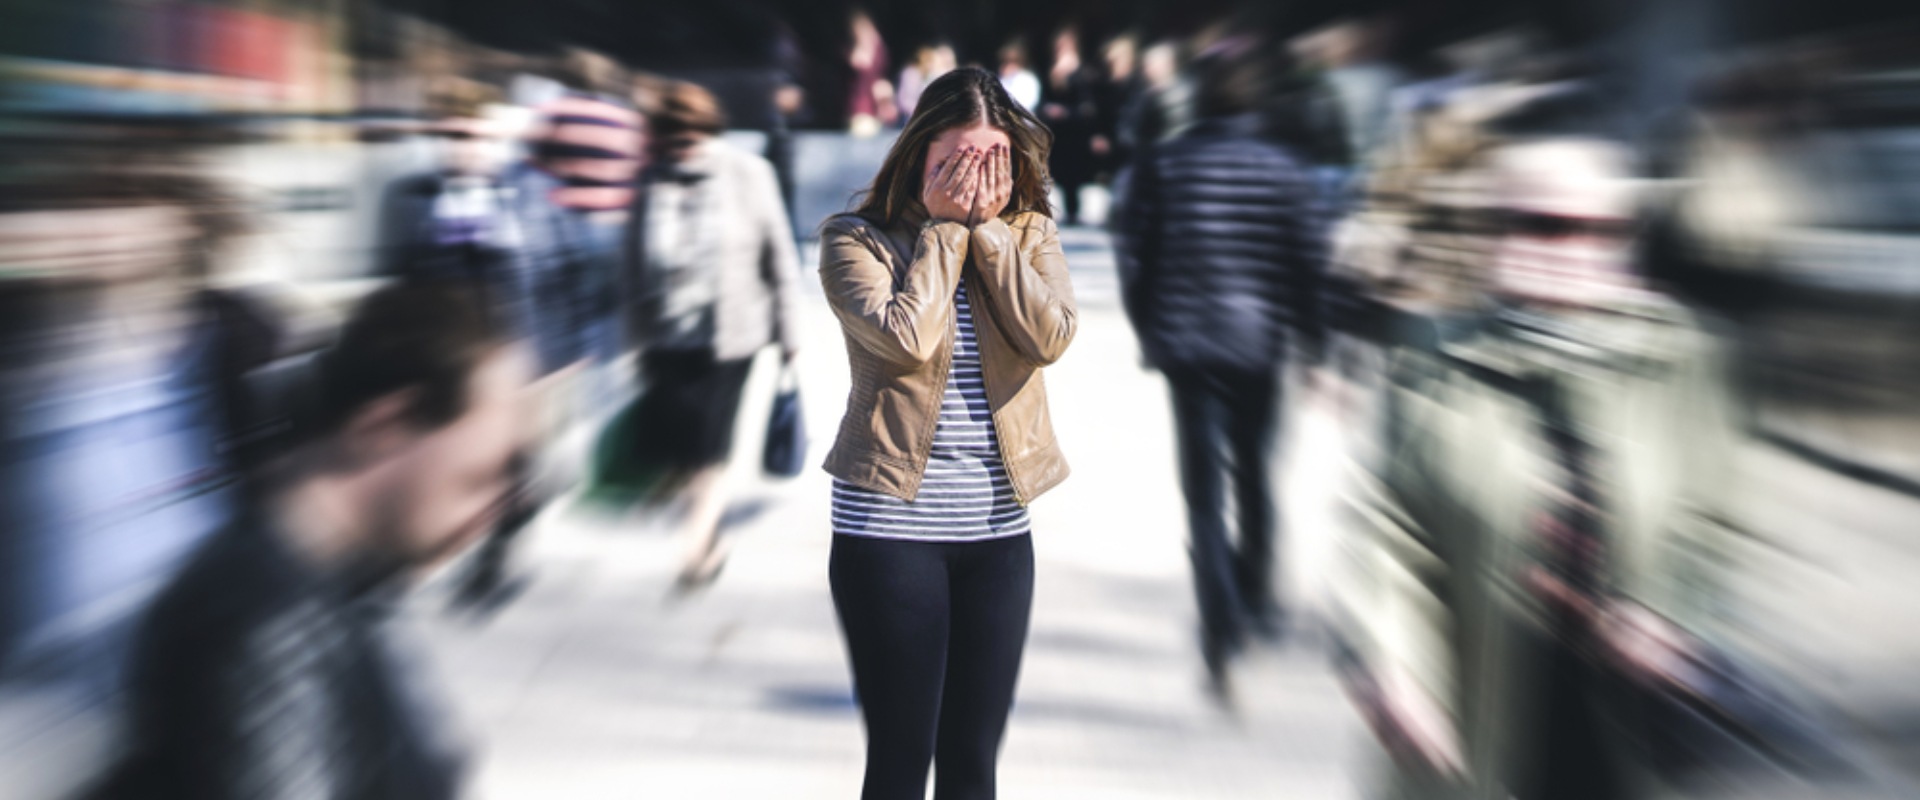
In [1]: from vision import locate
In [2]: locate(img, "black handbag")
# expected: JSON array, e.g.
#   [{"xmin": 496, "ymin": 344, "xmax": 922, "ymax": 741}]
[{"xmin": 762, "ymin": 364, "xmax": 807, "ymax": 478}]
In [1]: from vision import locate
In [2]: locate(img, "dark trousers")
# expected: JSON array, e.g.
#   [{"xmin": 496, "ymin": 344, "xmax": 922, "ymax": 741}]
[
  {"xmin": 1163, "ymin": 364, "xmax": 1283, "ymax": 660},
  {"xmin": 830, "ymin": 534, "xmax": 1034, "ymax": 800}
]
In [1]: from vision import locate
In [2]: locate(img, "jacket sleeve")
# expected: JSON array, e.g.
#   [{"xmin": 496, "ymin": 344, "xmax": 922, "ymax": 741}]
[
  {"xmin": 818, "ymin": 217, "xmax": 967, "ymax": 367},
  {"xmin": 967, "ymin": 216, "xmax": 1078, "ymax": 366},
  {"xmin": 750, "ymin": 157, "xmax": 805, "ymax": 353}
]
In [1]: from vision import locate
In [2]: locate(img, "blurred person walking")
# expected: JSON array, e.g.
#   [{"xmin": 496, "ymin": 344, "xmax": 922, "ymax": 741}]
[
  {"xmin": 99, "ymin": 283, "xmax": 531, "ymax": 800},
  {"xmin": 374, "ymin": 97, "xmax": 522, "ymax": 308},
  {"xmin": 818, "ymin": 66, "xmax": 1075, "ymax": 800},
  {"xmin": 847, "ymin": 10, "xmax": 896, "ymax": 136},
  {"xmin": 624, "ymin": 81, "xmax": 803, "ymax": 591},
  {"xmin": 1040, "ymin": 27, "xmax": 1101, "ymax": 226},
  {"xmin": 897, "ymin": 43, "xmax": 958, "ymax": 122},
  {"xmin": 453, "ymin": 66, "xmax": 644, "ymax": 609},
  {"xmin": 1092, "ymin": 36, "xmax": 1140, "ymax": 180},
  {"xmin": 997, "ymin": 42, "xmax": 1041, "ymax": 112},
  {"xmin": 1115, "ymin": 42, "xmax": 1328, "ymax": 700},
  {"xmin": 1107, "ymin": 40, "xmax": 1192, "ymax": 227},
  {"xmin": 1333, "ymin": 129, "xmax": 1768, "ymax": 800}
]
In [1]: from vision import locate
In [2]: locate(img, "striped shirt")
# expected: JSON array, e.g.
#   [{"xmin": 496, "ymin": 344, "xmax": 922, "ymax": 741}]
[{"xmin": 831, "ymin": 281, "xmax": 1032, "ymax": 541}]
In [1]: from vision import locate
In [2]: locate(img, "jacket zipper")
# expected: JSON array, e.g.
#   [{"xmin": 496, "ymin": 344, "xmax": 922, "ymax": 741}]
[{"xmin": 910, "ymin": 288, "xmax": 953, "ymax": 501}]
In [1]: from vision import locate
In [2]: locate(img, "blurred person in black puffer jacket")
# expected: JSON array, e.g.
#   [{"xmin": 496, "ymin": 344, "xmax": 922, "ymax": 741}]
[{"xmin": 1115, "ymin": 35, "xmax": 1330, "ymax": 702}]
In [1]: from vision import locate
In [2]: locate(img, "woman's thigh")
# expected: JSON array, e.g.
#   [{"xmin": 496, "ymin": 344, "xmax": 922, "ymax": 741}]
[
  {"xmin": 830, "ymin": 535, "xmax": 953, "ymax": 742},
  {"xmin": 936, "ymin": 535, "xmax": 1035, "ymax": 750}
]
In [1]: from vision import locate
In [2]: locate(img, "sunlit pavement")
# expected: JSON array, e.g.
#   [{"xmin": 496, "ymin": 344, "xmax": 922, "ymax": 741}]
[{"xmin": 414, "ymin": 223, "xmax": 1373, "ymax": 799}]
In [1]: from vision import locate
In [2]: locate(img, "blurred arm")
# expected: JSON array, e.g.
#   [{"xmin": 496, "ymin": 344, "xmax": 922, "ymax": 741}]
[
  {"xmin": 968, "ymin": 216, "xmax": 1077, "ymax": 366},
  {"xmin": 818, "ymin": 217, "xmax": 966, "ymax": 367}
]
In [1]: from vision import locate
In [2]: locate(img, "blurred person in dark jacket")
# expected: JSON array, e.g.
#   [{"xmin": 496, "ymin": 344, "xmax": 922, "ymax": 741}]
[
  {"xmin": 101, "ymin": 282, "xmax": 531, "ymax": 800},
  {"xmin": 624, "ymin": 81, "xmax": 803, "ymax": 591},
  {"xmin": 1040, "ymin": 26, "xmax": 1101, "ymax": 226},
  {"xmin": 1093, "ymin": 35, "xmax": 1140, "ymax": 179},
  {"xmin": 1115, "ymin": 41, "xmax": 1329, "ymax": 699}
]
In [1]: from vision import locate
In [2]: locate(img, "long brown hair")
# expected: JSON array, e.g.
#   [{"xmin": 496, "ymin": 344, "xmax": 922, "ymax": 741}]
[{"xmin": 851, "ymin": 66, "xmax": 1053, "ymax": 225}]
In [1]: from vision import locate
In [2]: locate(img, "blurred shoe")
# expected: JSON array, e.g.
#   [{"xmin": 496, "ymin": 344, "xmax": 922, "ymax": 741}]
[
  {"xmin": 670, "ymin": 547, "xmax": 730, "ymax": 598},
  {"xmin": 1201, "ymin": 628, "xmax": 1241, "ymax": 709},
  {"xmin": 452, "ymin": 573, "xmax": 530, "ymax": 619}
]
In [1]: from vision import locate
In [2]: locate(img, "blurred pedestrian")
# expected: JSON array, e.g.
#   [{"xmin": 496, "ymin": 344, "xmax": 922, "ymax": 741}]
[
  {"xmin": 1124, "ymin": 41, "xmax": 1193, "ymax": 151},
  {"xmin": 1093, "ymin": 35, "xmax": 1140, "ymax": 178},
  {"xmin": 624, "ymin": 81, "xmax": 803, "ymax": 591},
  {"xmin": 997, "ymin": 41, "xmax": 1041, "ymax": 111},
  {"xmin": 374, "ymin": 95, "xmax": 521, "ymax": 308},
  {"xmin": 1040, "ymin": 27, "xmax": 1101, "ymax": 226},
  {"xmin": 896, "ymin": 43, "xmax": 957, "ymax": 122},
  {"xmin": 847, "ymin": 11, "xmax": 896, "ymax": 136},
  {"xmin": 818, "ymin": 66, "xmax": 1075, "ymax": 800},
  {"xmin": 1115, "ymin": 42, "xmax": 1328, "ymax": 700},
  {"xmin": 1334, "ymin": 132, "xmax": 1757, "ymax": 800},
  {"xmin": 102, "ymin": 283, "xmax": 531, "ymax": 800},
  {"xmin": 768, "ymin": 21, "xmax": 812, "ymax": 238},
  {"xmin": 453, "ymin": 67, "xmax": 644, "ymax": 609}
]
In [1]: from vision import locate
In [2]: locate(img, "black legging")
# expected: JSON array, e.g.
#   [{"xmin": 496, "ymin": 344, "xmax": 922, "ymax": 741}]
[{"xmin": 830, "ymin": 533, "xmax": 1034, "ymax": 800}]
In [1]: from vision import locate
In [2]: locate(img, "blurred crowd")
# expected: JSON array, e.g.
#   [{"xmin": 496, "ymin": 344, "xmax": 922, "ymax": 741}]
[{"xmin": 4, "ymin": 1, "xmax": 1920, "ymax": 799}]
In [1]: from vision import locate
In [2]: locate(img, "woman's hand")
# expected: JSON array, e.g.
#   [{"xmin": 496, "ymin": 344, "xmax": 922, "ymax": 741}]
[
  {"xmin": 922, "ymin": 146, "xmax": 981, "ymax": 224},
  {"xmin": 969, "ymin": 144, "xmax": 1011, "ymax": 226}
]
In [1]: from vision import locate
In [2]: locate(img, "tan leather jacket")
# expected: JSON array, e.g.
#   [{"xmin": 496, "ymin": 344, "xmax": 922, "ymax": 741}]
[{"xmin": 818, "ymin": 209, "xmax": 1076, "ymax": 504}]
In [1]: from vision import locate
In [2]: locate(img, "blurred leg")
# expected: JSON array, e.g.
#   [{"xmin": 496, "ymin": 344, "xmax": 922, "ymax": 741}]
[
  {"xmin": 932, "ymin": 535, "xmax": 1034, "ymax": 800},
  {"xmin": 831, "ymin": 535, "xmax": 951, "ymax": 800},
  {"xmin": 1226, "ymin": 368, "xmax": 1283, "ymax": 631},
  {"xmin": 1167, "ymin": 368, "xmax": 1242, "ymax": 674},
  {"xmin": 673, "ymin": 356, "xmax": 752, "ymax": 587},
  {"xmin": 1060, "ymin": 180, "xmax": 1083, "ymax": 226},
  {"xmin": 676, "ymin": 463, "xmax": 731, "ymax": 582}
]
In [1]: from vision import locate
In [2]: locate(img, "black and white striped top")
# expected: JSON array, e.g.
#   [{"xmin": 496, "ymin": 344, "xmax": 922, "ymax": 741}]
[{"xmin": 831, "ymin": 281, "xmax": 1032, "ymax": 541}]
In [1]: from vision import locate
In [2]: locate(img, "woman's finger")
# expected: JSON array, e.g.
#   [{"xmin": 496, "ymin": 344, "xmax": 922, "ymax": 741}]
[
  {"xmin": 930, "ymin": 154, "xmax": 953, "ymax": 189},
  {"xmin": 932, "ymin": 149, "xmax": 957, "ymax": 192},
  {"xmin": 997, "ymin": 145, "xmax": 1011, "ymax": 200},
  {"xmin": 959, "ymin": 151, "xmax": 984, "ymax": 198},
  {"xmin": 961, "ymin": 148, "xmax": 983, "ymax": 192},
  {"xmin": 932, "ymin": 150, "xmax": 957, "ymax": 193},
  {"xmin": 943, "ymin": 148, "xmax": 972, "ymax": 195}
]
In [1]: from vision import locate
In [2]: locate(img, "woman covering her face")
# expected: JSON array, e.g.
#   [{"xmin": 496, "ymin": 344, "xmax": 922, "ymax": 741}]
[{"xmin": 816, "ymin": 65, "xmax": 1077, "ymax": 800}]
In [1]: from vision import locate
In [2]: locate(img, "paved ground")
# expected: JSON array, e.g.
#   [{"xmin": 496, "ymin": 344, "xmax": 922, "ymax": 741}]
[{"xmin": 412, "ymin": 224, "xmax": 1374, "ymax": 799}]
